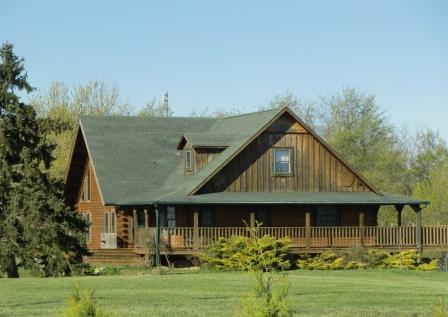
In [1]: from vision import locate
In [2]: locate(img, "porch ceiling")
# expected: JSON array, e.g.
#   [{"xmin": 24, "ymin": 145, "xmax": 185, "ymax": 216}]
[{"xmin": 117, "ymin": 191, "xmax": 429, "ymax": 206}]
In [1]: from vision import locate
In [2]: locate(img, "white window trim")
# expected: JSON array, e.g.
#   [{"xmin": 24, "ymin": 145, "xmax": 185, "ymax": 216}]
[{"xmin": 273, "ymin": 148, "xmax": 292, "ymax": 175}]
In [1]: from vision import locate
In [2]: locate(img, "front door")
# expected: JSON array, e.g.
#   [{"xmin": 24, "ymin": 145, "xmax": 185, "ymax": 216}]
[{"xmin": 101, "ymin": 210, "xmax": 117, "ymax": 248}]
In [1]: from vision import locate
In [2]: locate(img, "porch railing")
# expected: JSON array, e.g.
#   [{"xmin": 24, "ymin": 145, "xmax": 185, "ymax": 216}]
[{"xmin": 134, "ymin": 225, "xmax": 448, "ymax": 250}]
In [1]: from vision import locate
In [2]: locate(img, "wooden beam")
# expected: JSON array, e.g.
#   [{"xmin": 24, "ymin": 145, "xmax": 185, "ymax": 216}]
[
  {"xmin": 395, "ymin": 205, "xmax": 404, "ymax": 227},
  {"xmin": 305, "ymin": 211, "xmax": 311, "ymax": 248},
  {"xmin": 155, "ymin": 205, "xmax": 161, "ymax": 267},
  {"xmin": 250, "ymin": 211, "xmax": 255, "ymax": 228},
  {"xmin": 144, "ymin": 209, "xmax": 148, "ymax": 228},
  {"xmin": 412, "ymin": 205, "xmax": 423, "ymax": 260},
  {"xmin": 193, "ymin": 210, "xmax": 199, "ymax": 250},
  {"xmin": 132, "ymin": 209, "xmax": 137, "ymax": 242},
  {"xmin": 359, "ymin": 211, "xmax": 365, "ymax": 246}
]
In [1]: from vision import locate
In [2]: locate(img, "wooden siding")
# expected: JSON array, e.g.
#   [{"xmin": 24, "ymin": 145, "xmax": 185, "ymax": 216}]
[
  {"xmin": 75, "ymin": 160, "xmax": 112, "ymax": 249},
  {"xmin": 200, "ymin": 113, "xmax": 372, "ymax": 193}
]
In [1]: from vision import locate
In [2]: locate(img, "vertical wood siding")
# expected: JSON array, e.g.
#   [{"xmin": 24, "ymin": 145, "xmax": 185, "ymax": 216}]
[{"xmin": 200, "ymin": 114, "xmax": 372, "ymax": 193}]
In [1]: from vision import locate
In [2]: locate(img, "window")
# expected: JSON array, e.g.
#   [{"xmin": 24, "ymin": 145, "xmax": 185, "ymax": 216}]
[
  {"xmin": 273, "ymin": 148, "xmax": 292, "ymax": 174},
  {"xmin": 314, "ymin": 206, "xmax": 340, "ymax": 227},
  {"xmin": 104, "ymin": 210, "xmax": 116, "ymax": 233},
  {"xmin": 200, "ymin": 208, "xmax": 215, "ymax": 227},
  {"xmin": 82, "ymin": 212, "xmax": 92, "ymax": 243},
  {"xmin": 256, "ymin": 208, "xmax": 271, "ymax": 227},
  {"xmin": 167, "ymin": 206, "xmax": 176, "ymax": 228},
  {"xmin": 80, "ymin": 165, "xmax": 91, "ymax": 202},
  {"xmin": 185, "ymin": 150, "xmax": 193, "ymax": 172}
]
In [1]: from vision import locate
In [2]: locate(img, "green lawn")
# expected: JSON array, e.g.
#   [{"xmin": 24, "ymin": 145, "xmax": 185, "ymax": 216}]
[{"xmin": 0, "ymin": 270, "xmax": 447, "ymax": 317}]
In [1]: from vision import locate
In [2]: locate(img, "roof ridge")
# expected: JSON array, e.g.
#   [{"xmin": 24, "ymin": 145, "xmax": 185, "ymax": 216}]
[{"xmin": 222, "ymin": 106, "xmax": 284, "ymax": 119}]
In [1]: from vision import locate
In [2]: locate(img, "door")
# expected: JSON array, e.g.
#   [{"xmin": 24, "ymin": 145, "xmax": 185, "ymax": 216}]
[{"xmin": 101, "ymin": 210, "xmax": 117, "ymax": 249}]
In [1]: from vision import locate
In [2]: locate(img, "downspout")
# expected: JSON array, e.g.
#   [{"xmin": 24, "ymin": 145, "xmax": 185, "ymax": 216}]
[{"xmin": 154, "ymin": 203, "xmax": 161, "ymax": 267}]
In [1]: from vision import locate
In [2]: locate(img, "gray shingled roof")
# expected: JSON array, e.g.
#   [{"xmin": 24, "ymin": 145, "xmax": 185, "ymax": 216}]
[{"xmin": 79, "ymin": 107, "xmax": 429, "ymax": 206}]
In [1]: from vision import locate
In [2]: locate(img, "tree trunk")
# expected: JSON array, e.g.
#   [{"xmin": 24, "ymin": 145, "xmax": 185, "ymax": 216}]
[{"xmin": 6, "ymin": 254, "xmax": 19, "ymax": 278}]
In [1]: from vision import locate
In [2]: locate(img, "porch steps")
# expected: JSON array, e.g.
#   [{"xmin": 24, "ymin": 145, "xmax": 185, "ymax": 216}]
[{"xmin": 84, "ymin": 249, "xmax": 145, "ymax": 265}]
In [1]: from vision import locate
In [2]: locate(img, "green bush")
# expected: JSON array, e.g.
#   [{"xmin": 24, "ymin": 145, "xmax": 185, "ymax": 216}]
[
  {"xmin": 71, "ymin": 263, "xmax": 95, "ymax": 277},
  {"xmin": 237, "ymin": 272, "xmax": 296, "ymax": 317},
  {"xmin": 200, "ymin": 228, "xmax": 290, "ymax": 272},
  {"xmin": 433, "ymin": 299, "xmax": 448, "ymax": 317},
  {"xmin": 298, "ymin": 249, "xmax": 438, "ymax": 270},
  {"xmin": 59, "ymin": 283, "xmax": 112, "ymax": 317}
]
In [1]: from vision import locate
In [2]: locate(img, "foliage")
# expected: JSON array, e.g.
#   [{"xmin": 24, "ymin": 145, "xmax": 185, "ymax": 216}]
[
  {"xmin": 138, "ymin": 97, "xmax": 172, "ymax": 117},
  {"xmin": 59, "ymin": 283, "xmax": 111, "ymax": 317},
  {"xmin": 237, "ymin": 272, "xmax": 296, "ymax": 317},
  {"xmin": 433, "ymin": 299, "xmax": 448, "ymax": 317},
  {"xmin": 30, "ymin": 80, "xmax": 133, "ymax": 179},
  {"xmin": 71, "ymin": 263, "xmax": 95, "ymax": 276},
  {"xmin": 438, "ymin": 251, "xmax": 448, "ymax": 272},
  {"xmin": 298, "ymin": 249, "xmax": 438, "ymax": 271},
  {"xmin": 200, "ymin": 224, "xmax": 291, "ymax": 272},
  {"xmin": 0, "ymin": 43, "xmax": 88, "ymax": 278}
]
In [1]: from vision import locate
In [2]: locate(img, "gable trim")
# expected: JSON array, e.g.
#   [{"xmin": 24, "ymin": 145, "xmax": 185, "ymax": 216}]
[
  {"xmin": 190, "ymin": 107, "xmax": 379, "ymax": 195},
  {"xmin": 66, "ymin": 120, "xmax": 106, "ymax": 206}
]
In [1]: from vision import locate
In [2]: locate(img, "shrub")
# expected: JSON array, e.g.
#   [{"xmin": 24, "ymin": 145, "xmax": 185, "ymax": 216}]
[
  {"xmin": 237, "ymin": 272, "xmax": 296, "ymax": 317},
  {"xmin": 71, "ymin": 263, "xmax": 95, "ymax": 277},
  {"xmin": 418, "ymin": 259, "xmax": 439, "ymax": 271},
  {"xmin": 200, "ymin": 224, "xmax": 291, "ymax": 272},
  {"xmin": 433, "ymin": 299, "xmax": 448, "ymax": 317},
  {"xmin": 439, "ymin": 252, "xmax": 448, "ymax": 272},
  {"xmin": 380, "ymin": 250, "xmax": 419, "ymax": 269},
  {"xmin": 59, "ymin": 283, "xmax": 112, "ymax": 317}
]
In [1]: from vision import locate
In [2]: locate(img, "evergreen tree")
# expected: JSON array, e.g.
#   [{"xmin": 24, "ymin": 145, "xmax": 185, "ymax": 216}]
[{"xmin": 0, "ymin": 42, "xmax": 88, "ymax": 278}]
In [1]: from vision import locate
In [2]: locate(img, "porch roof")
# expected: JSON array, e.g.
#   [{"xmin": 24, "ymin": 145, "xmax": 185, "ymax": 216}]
[{"xmin": 117, "ymin": 191, "xmax": 429, "ymax": 206}]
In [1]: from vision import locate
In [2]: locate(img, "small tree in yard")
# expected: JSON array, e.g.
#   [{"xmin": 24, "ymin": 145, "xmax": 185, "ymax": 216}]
[
  {"xmin": 0, "ymin": 42, "xmax": 88, "ymax": 277},
  {"xmin": 236, "ymin": 223, "xmax": 296, "ymax": 317}
]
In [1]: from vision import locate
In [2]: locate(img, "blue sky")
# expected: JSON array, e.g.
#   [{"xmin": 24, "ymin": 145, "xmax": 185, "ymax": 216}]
[{"xmin": 1, "ymin": 0, "xmax": 447, "ymax": 138}]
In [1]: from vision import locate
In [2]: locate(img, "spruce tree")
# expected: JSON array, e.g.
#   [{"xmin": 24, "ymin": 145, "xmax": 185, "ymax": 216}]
[{"xmin": 0, "ymin": 42, "xmax": 88, "ymax": 277}]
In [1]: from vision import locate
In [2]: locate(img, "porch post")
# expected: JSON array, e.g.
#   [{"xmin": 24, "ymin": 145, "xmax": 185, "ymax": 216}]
[
  {"xmin": 411, "ymin": 204, "xmax": 423, "ymax": 260},
  {"xmin": 154, "ymin": 204, "xmax": 161, "ymax": 267},
  {"xmin": 193, "ymin": 210, "xmax": 199, "ymax": 250},
  {"xmin": 144, "ymin": 209, "xmax": 148, "ymax": 228},
  {"xmin": 305, "ymin": 211, "xmax": 311, "ymax": 248},
  {"xmin": 359, "ymin": 211, "xmax": 365, "ymax": 246},
  {"xmin": 395, "ymin": 205, "xmax": 403, "ymax": 226},
  {"xmin": 250, "ymin": 211, "xmax": 255, "ymax": 228},
  {"xmin": 132, "ymin": 209, "xmax": 137, "ymax": 243}
]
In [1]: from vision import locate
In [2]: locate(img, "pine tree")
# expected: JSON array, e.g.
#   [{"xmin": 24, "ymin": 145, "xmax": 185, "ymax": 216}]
[{"xmin": 0, "ymin": 42, "xmax": 88, "ymax": 277}]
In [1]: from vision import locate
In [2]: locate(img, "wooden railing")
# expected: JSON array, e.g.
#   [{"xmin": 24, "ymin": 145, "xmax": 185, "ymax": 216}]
[{"xmin": 134, "ymin": 226, "xmax": 448, "ymax": 251}]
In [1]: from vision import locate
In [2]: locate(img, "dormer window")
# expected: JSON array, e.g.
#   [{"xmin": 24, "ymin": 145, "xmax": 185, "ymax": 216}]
[
  {"xmin": 185, "ymin": 150, "xmax": 194, "ymax": 172},
  {"xmin": 80, "ymin": 164, "xmax": 91, "ymax": 202}
]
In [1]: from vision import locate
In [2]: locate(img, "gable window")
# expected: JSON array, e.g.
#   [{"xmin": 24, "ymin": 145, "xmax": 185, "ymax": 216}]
[
  {"xmin": 185, "ymin": 150, "xmax": 193, "ymax": 172},
  {"xmin": 80, "ymin": 165, "xmax": 91, "ymax": 202},
  {"xmin": 314, "ymin": 206, "xmax": 340, "ymax": 227},
  {"xmin": 273, "ymin": 148, "xmax": 292, "ymax": 175},
  {"xmin": 82, "ymin": 212, "xmax": 92, "ymax": 243}
]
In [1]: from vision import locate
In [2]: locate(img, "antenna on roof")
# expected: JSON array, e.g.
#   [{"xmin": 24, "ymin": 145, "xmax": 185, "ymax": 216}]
[{"xmin": 163, "ymin": 91, "xmax": 169, "ymax": 117}]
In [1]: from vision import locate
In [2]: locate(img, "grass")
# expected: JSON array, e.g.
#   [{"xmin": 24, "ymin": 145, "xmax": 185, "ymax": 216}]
[{"xmin": 0, "ymin": 270, "xmax": 447, "ymax": 317}]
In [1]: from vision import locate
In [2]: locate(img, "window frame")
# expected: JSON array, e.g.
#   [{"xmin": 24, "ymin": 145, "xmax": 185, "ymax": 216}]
[
  {"xmin": 167, "ymin": 206, "xmax": 176, "ymax": 228},
  {"xmin": 103, "ymin": 210, "xmax": 116, "ymax": 234},
  {"xmin": 185, "ymin": 149, "xmax": 194, "ymax": 172},
  {"xmin": 272, "ymin": 147, "xmax": 293, "ymax": 176},
  {"xmin": 82, "ymin": 211, "xmax": 92, "ymax": 243}
]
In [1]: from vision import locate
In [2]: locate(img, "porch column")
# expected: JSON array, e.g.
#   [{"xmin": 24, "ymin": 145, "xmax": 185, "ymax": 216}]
[
  {"xmin": 193, "ymin": 210, "xmax": 199, "ymax": 250},
  {"xmin": 154, "ymin": 205, "xmax": 161, "ymax": 267},
  {"xmin": 411, "ymin": 205, "xmax": 423, "ymax": 260},
  {"xmin": 305, "ymin": 211, "xmax": 311, "ymax": 248},
  {"xmin": 359, "ymin": 211, "xmax": 365, "ymax": 246},
  {"xmin": 395, "ymin": 205, "xmax": 403, "ymax": 226},
  {"xmin": 250, "ymin": 211, "xmax": 255, "ymax": 228},
  {"xmin": 132, "ymin": 209, "xmax": 137, "ymax": 243},
  {"xmin": 144, "ymin": 209, "xmax": 148, "ymax": 228}
]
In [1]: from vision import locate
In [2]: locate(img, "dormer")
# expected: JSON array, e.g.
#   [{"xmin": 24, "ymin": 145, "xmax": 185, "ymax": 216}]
[{"xmin": 177, "ymin": 133, "xmax": 231, "ymax": 174}]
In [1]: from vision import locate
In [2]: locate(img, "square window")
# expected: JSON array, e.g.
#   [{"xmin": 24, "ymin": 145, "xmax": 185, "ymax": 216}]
[{"xmin": 273, "ymin": 148, "xmax": 292, "ymax": 174}]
